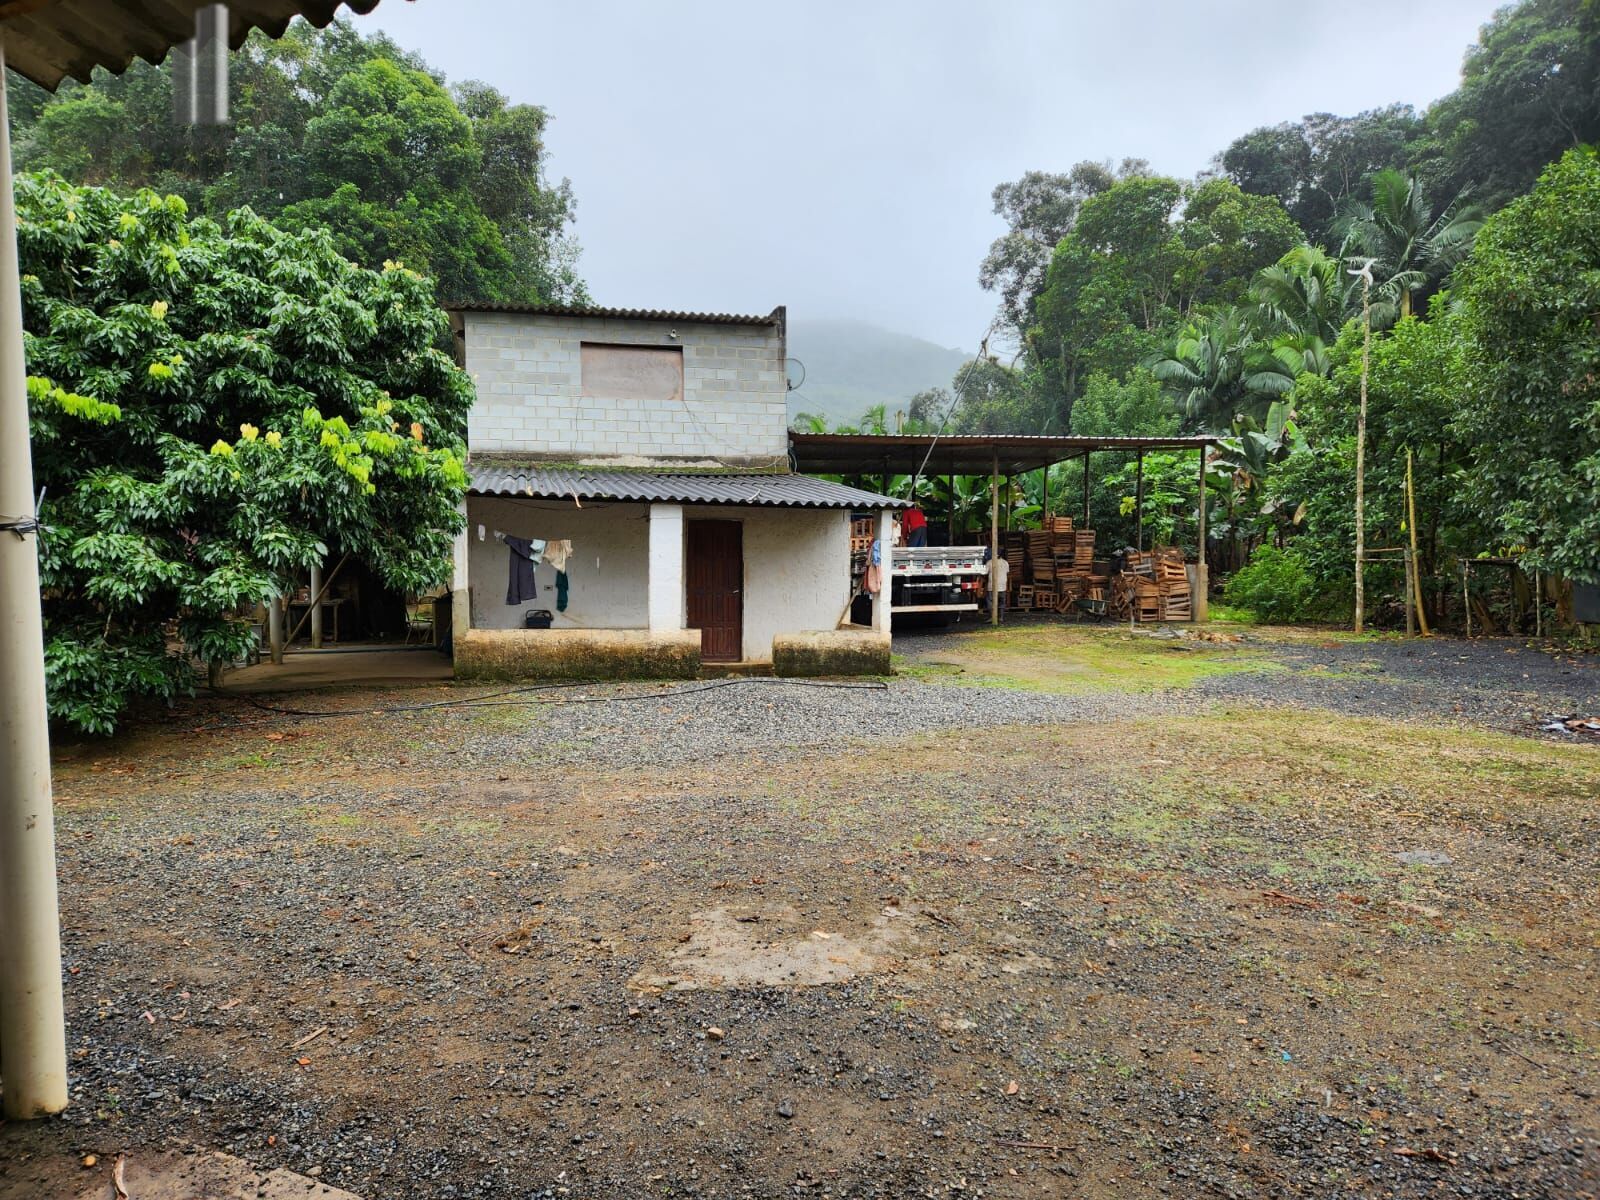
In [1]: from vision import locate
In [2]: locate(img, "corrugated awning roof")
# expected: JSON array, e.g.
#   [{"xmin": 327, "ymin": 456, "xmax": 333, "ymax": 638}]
[
  {"xmin": 448, "ymin": 302, "xmax": 784, "ymax": 328},
  {"xmin": 789, "ymin": 432, "xmax": 1217, "ymax": 477},
  {"xmin": 469, "ymin": 466, "xmax": 907, "ymax": 510},
  {"xmin": 0, "ymin": 0, "xmax": 382, "ymax": 90}
]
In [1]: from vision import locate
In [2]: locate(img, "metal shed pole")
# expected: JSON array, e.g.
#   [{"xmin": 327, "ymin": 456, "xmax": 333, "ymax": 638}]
[{"xmin": 0, "ymin": 41, "xmax": 69, "ymax": 1118}]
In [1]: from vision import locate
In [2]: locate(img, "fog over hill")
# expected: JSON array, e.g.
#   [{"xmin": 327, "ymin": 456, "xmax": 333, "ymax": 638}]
[{"xmin": 784, "ymin": 318, "xmax": 970, "ymax": 428}]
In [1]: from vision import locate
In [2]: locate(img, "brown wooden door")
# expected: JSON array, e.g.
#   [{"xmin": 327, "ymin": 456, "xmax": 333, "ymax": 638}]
[{"xmin": 686, "ymin": 520, "xmax": 743, "ymax": 662}]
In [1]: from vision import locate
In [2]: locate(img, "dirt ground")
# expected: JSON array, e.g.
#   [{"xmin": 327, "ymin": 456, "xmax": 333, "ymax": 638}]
[{"xmin": 3, "ymin": 624, "xmax": 1597, "ymax": 1199}]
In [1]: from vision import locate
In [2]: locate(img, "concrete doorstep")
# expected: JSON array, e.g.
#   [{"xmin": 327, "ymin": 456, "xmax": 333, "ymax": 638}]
[{"xmin": 2, "ymin": 1145, "xmax": 361, "ymax": 1200}]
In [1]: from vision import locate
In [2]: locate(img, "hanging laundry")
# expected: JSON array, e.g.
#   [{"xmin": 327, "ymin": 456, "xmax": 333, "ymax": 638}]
[
  {"xmin": 504, "ymin": 535, "xmax": 544, "ymax": 604},
  {"xmin": 543, "ymin": 539, "xmax": 573, "ymax": 572},
  {"xmin": 555, "ymin": 570, "xmax": 570, "ymax": 612}
]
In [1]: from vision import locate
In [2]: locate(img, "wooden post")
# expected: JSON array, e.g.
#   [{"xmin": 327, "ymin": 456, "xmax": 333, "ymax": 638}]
[
  {"xmin": 1535, "ymin": 569, "xmax": 1542, "ymax": 638},
  {"xmin": 1041, "ymin": 464, "xmax": 1049, "ymax": 524},
  {"xmin": 1354, "ymin": 268, "xmax": 1372, "ymax": 634},
  {"xmin": 267, "ymin": 592, "xmax": 283, "ymax": 665},
  {"xmin": 1462, "ymin": 562, "xmax": 1471, "ymax": 639},
  {"xmin": 1195, "ymin": 445, "xmax": 1209, "ymax": 621},
  {"xmin": 1081, "ymin": 450, "xmax": 1091, "ymax": 526},
  {"xmin": 990, "ymin": 451, "xmax": 1000, "ymax": 626},
  {"xmin": 1403, "ymin": 549, "xmax": 1415, "ymax": 636},
  {"xmin": 309, "ymin": 561, "xmax": 323, "ymax": 649},
  {"xmin": 948, "ymin": 465, "xmax": 956, "ymax": 544},
  {"xmin": 1135, "ymin": 451, "xmax": 1144, "ymax": 551},
  {"xmin": 1405, "ymin": 448, "xmax": 1430, "ymax": 636}
]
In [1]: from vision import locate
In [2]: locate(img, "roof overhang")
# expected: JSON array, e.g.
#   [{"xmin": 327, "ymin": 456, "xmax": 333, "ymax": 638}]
[
  {"xmin": 448, "ymin": 302, "xmax": 785, "ymax": 329},
  {"xmin": 789, "ymin": 433, "xmax": 1217, "ymax": 477},
  {"xmin": 469, "ymin": 466, "xmax": 907, "ymax": 510},
  {"xmin": 0, "ymin": 0, "xmax": 383, "ymax": 90}
]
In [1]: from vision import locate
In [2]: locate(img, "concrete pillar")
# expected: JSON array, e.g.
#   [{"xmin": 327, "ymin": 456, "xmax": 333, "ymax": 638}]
[
  {"xmin": 308, "ymin": 562, "xmax": 323, "ymax": 649},
  {"xmin": 872, "ymin": 508, "xmax": 893, "ymax": 637},
  {"xmin": 0, "ymin": 35, "xmax": 69, "ymax": 1118},
  {"xmin": 648, "ymin": 503, "xmax": 685, "ymax": 633},
  {"xmin": 451, "ymin": 499, "xmax": 471, "ymax": 642}
]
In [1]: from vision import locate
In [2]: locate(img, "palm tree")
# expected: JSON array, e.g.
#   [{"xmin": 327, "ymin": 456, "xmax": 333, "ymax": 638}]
[
  {"xmin": 1148, "ymin": 309, "xmax": 1253, "ymax": 429},
  {"xmin": 1249, "ymin": 245, "xmax": 1349, "ymax": 343},
  {"xmin": 1332, "ymin": 170, "xmax": 1482, "ymax": 326}
]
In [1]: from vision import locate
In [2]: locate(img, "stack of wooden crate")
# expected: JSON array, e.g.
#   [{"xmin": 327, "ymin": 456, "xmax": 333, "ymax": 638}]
[
  {"xmin": 1110, "ymin": 547, "xmax": 1192, "ymax": 622},
  {"xmin": 849, "ymin": 516, "xmax": 874, "ymax": 556}
]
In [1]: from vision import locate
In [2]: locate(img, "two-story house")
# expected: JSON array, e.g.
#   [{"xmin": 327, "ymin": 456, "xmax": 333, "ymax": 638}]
[{"xmin": 444, "ymin": 303, "xmax": 902, "ymax": 679}]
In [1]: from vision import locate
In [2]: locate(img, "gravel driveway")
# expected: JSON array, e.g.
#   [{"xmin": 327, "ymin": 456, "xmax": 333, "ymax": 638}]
[{"xmin": 2, "ymin": 626, "xmax": 1596, "ymax": 1200}]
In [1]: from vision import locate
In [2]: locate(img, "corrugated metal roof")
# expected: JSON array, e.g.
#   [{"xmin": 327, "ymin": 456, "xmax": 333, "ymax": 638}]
[
  {"xmin": 469, "ymin": 467, "xmax": 907, "ymax": 510},
  {"xmin": 790, "ymin": 432, "xmax": 1217, "ymax": 477},
  {"xmin": 0, "ymin": 1, "xmax": 382, "ymax": 90},
  {"xmin": 449, "ymin": 302, "xmax": 784, "ymax": 328}
]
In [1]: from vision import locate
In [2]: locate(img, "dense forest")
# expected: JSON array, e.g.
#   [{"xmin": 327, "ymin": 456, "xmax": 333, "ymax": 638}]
[
  {"xmin": 891, "ymin": 0, "xmax": 1600, "ymax": 629},
  {"xmin": 4, "ymin": 20, "xmax": 587, "ymax": 306}
]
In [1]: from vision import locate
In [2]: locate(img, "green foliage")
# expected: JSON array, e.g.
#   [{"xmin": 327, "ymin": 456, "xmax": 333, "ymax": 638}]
[
  {"xmin": 1453, "ymin": 147, "xmax": 1600, "ymax": 584},
  {"xmin": 21, "ymin": 172, "xmax": 473, "ymax": 733},
  {"xmin": 1332, "ymin": 170, "xmax": 1483, "ymax": 325},
  {"xmin": 1218, "ymin": 106, "xmax": 1426, "ymax": 247},
  {"xmin": 1031, "ymin": 175, "xmax": 1300, "ymax": 420},
  {"xmin": 1413, "ymin": 0, "xmax": 1600, "ymax": 213},
  {"xmin": 1223, "ymin": 545, "xmax": 1325, "ymax": 623},
  {"xmin": 7, "ymin": 20, "xmax": 583, "ymax": 304}
]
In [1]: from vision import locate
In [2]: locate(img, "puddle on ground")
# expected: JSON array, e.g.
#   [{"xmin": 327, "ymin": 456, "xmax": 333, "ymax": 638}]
[{"xmin": 630, "ymin": 905, "xmax": 918, "ymax": 990}]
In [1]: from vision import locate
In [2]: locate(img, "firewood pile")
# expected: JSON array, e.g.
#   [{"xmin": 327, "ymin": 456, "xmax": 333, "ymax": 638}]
[{"xmin": 1110, "ymin": 546, "xmax": 1193, "ymax": 622}]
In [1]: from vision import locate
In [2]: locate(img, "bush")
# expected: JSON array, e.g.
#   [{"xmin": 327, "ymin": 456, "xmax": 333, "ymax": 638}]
[{"xmin": 1223, "ymin": 545, "xmax": 1326, "ymax": 623}]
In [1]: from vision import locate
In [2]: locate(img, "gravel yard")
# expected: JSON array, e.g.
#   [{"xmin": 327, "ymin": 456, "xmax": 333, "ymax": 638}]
[{"xmin": 3, "ymin": 624, "xmax": 1597, "ymax": 1199}]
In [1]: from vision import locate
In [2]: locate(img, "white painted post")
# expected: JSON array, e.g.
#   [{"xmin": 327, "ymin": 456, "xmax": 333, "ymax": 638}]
[
  {"xmin": 648, "ymin": 504, "xmax": 685, "ymax": 633},
  {"xmin": 872, "ymin": 508, "xmax": 893, "ymax": 637},
  {"xmin": 308, "ymin": 561, "xmax": 323, "ymax": 649},
  {"xmin": 0, "ymin": 38, "xmax": 69, "ymax": 1119},
  {"xmin": 451, "ymin": 499, "xmax": 471, "ymax": 643}
]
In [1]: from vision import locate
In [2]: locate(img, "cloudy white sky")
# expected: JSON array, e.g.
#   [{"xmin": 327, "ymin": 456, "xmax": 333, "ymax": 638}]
[{"xmin": 355, "ymin": 0, "xmax": 1503, "ymax": 350}]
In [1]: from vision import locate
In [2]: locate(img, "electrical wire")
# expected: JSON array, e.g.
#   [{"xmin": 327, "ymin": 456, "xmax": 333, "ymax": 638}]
[
  {"xmin": 214, "ymin": 674, "xmax": 888, "ymax": 721},
  {"xmin": 910, "ymin": 317, "xmax": 1002, "ymax": 494}
]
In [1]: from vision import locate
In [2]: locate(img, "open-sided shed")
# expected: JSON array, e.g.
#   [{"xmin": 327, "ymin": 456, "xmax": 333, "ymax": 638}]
[{"xmin": 789, "ymin": 432, "xmax": 1219, "ymax": 622}]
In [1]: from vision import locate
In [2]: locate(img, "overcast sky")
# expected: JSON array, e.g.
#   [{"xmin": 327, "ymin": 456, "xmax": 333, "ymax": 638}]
[{"xmin": 354, "ymin": 0, "xmax": 1503, "ymax": 350}]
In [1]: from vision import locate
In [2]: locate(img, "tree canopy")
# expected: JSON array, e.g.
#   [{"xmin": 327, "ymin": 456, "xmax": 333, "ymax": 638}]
[
  {"xmin": 22, "ymin": 172, "xmax": 473, "ymax": 734},
  {"xmin": 7, "ymin": 19, "xmax": 585, "ymax": 305},
  {"xmin": 1454, "ymin": 147, "xmax": 1600, "ymax": 584}
]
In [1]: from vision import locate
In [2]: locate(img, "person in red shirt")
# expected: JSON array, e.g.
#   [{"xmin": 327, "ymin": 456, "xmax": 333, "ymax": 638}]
[{"xmin": 902, "ymin": 503, "xmax": 928, "ymax": 547}]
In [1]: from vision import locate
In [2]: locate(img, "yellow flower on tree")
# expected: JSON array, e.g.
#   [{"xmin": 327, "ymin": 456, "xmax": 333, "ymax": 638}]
[{"xmin": 239, "ymin": 423, "xmax": 259, "ymax": 441}]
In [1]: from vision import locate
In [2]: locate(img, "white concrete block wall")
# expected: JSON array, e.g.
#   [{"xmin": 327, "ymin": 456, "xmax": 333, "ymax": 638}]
[{"xmin": 463, "ymin": 312, "xmax": 789, "ymax": 463}]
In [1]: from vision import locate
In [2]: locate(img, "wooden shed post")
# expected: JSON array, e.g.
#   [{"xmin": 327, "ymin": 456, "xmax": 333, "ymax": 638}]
[
  {"xmin": 990, "ymin": 451, "xmax": 1000, "ymax": 626},
  {"xmin": 1081, "ymin": 450, "xmax": 1091, "ymax": 526},
  {"xmin": 1194, "ymin": 445, "xmax": 1209, "ymax": 621},
  {"xmin": 1135, "ymin": 451, "xmax": 1145, "ymax": 551},
  {"xmin": 309, "ymin": 561, "xmax": 323, "ymax": 649}
]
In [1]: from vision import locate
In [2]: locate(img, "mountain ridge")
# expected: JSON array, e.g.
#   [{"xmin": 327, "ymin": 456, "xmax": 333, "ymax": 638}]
[{"xmin": 784, "ymin": 317, "xmax": 970, "ymax": 428}]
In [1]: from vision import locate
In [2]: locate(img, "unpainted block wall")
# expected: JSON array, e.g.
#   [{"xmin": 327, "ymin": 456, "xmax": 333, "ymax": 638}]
[{"xmin": 463, "ymin": 312, "xmax": 788, "ymax": 463}]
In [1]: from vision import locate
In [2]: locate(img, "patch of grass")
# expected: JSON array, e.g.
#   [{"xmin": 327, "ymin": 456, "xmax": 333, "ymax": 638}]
[{"xmin": 895, "ymin": 624, "xmax": 1270, "ymax": 694}]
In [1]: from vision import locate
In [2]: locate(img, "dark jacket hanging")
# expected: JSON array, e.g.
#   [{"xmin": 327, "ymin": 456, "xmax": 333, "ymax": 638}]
[{"xmin": 504, "ymin": 536, "xmax": 540, "ymax": 605}]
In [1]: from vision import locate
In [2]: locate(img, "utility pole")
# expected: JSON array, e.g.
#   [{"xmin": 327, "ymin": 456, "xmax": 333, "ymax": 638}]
[{"xmin": 1351, "ymin": 263, "xmax": 1373, "ymax": 634}]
